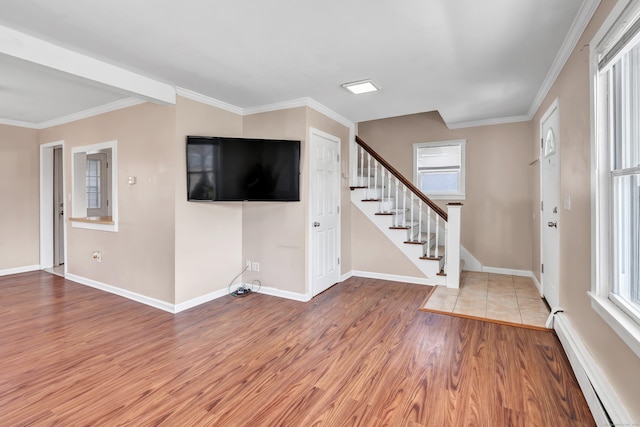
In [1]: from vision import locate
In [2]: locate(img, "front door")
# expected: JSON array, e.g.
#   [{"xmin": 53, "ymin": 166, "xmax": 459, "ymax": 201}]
[
  {"xmin": 310, "ymin": 128, "xmax": 341, "ymax": 296},
  {"xmin": 541, "ymin": 101, "xmax": 560, "ymax": 308}
]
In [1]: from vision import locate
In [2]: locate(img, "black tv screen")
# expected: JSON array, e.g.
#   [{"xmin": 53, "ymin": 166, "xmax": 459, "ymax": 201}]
[{"xmin": 186, "ymin": 136, "xmax": 301, "ymax": 202}]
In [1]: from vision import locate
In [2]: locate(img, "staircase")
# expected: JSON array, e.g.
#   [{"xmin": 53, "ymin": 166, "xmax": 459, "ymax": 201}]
[{"xmin": 350, "ymin": 136, "xmax": 462, "ymax": 288}]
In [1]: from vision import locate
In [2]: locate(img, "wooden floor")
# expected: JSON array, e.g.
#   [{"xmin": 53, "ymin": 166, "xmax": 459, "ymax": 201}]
[{"xmin": 0, "ymin": 272, "xmax": 594, "ymax": 426}]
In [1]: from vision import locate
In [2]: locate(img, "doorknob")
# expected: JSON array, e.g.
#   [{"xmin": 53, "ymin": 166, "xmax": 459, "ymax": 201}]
[
  {"xmin": 547, "ymin": 221, "xmax": 557, "ymax": 228},
  {"xmin": 313, "ymin": 221, "xmax": 320, "ymax": 228}
]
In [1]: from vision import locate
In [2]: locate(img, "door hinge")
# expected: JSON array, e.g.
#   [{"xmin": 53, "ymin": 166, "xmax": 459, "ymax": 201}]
[
  {"xmin": 541, "ymin": 263, "xmax": 544, "ymax": 274},
  {"xmin": 337, "ymin": 154, "xmax": 340, "ymax": 162},
  {"xmin": 541, "ymin": 201, "xmax": 544, "ymax": 211},
  {"xmin": 337, "ymin": 206, "xmax": 340, "ymax": 213},
  {"xmin": 107, "ymin": 199, "xmax": 109, "ymax": 207},
  {"xmin": 541, "ymin": 137, "xmax": 544, "ymax": 148},
  {"xmin": 106, "ymin": 161, "xmax": 109, "ymax": 168},
  {"xmin": 338, "ymin": 257, "xmax": 340, "ymax": 265}
]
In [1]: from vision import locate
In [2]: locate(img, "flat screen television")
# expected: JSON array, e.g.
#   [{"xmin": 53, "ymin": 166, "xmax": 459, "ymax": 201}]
[{"xmin": 186, "ymin": 136, "xmax": 301, "ymax": 202}]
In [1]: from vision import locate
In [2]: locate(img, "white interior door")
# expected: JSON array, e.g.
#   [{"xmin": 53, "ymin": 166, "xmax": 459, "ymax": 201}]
[
  {"xmin": 310, "ymin": 128, "xmax": 341, "ymax": 296},
  {"xmin": 541, "ymin": 101, "xmax": 560, "ymax": 308}
]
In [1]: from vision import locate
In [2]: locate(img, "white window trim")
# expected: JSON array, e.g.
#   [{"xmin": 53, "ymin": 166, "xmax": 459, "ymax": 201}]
[
  {"xmin": 70, "ymin": 140, "xmax": 118, "ymax": 232},
  {"xmin": 412, "ymin": 139, "xmax": 466, "ymax": 200},
  {"xmin": 590, "ymin": 0, "xmax": 640, "ymax": 359}
]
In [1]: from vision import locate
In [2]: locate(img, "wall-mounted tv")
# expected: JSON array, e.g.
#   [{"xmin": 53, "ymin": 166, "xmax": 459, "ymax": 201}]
[{"xmin": 186, "ymin": 136, "xmax": 301, "ymax": 202}]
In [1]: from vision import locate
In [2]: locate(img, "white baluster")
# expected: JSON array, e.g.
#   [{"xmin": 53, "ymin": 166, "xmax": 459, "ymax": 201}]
[
  {"xmin": 435, "ymin": 216, "xmax": 440, "ymax": 258},
  {"xmin": 360, "ymin": 147, "xmax": 365, "ymax": 187},
  {"xmin": 367, "ymin": 154, "xmax": 372, "ymax": 197},
  {"xmin": 387, "ymin": 171, "xmax": 392, "ymax": 211},
  {"xmin": 374, "ymin": 159, "xmax": 378, "ymax": 200},
  {"xmin": 418, "ymin": 200, "xmax": 423, "ymax": 244},
  {"xmin": 427, "ymin": 207, "xmax": 432, "ymax": 257},
  {"xmin": 394, "ymin": 180, "xmax": 399, "ymax": 226},
  {"xmin": 381, "ymin": 168, "xmax": 386, "ymax": 209},
  {"xmin": 410, "ymin": 193, "xmax": 414, "ymax": 241},
  {"xmin": 402, "ymin": 186, "xmax": 407, "ymax": 228}
]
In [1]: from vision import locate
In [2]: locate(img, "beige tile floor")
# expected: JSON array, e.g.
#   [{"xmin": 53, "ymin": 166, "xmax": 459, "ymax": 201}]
[{"xmin": 422, "ymin": 271, "xmax": 551, "ymax": 328}]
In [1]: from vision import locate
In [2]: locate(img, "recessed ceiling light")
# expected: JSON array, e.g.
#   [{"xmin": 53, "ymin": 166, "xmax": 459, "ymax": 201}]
[{"xmin": 341, "ymin": 79, "xmax": 379, "ymax": 95}]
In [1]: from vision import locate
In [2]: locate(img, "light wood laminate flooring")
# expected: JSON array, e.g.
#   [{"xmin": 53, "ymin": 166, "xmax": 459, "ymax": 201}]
[{"xmin": 0, "ymin": 271, "xmax": 593, "ymax": 426}]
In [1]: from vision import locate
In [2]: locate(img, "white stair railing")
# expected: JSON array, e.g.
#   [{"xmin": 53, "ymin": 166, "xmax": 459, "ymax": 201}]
[{"xmin": 351, "ymin": 136, "xmax": 461, "ymax": 288}]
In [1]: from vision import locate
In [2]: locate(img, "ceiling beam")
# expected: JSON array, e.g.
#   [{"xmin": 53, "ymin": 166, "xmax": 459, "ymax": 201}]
[{"xmin": 0, "ymin": 25, "xmax": 175, "ymax": 105}]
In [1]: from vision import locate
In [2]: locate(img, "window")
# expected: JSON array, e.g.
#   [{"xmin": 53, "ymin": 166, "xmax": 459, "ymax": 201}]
[
  {"xmin": 70, "ymin": 141, "xmax": 118, "ymax": 232},
  {"xmin": 590, "ymin": 0, "xmax": 640, "ymax": 358},
  {"xmin": 86, "ymin": 153, "xmax": 109, "ymax": 216},
  {"xmin": 413, "ymin": 140, "xmax": 466, "ymax": 200}
]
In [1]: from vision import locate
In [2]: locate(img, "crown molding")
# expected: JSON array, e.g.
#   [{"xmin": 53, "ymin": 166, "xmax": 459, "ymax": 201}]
[
  {"xmin": 446, "ymin": 114, "xmax": 530, "ymax": 130},
  {"xmin": 35, "ymin": 98, "xmax": 146, "ymax": 129},
  {"xmin": 244, "ymin": 97, "xmax": 354, "ymax": 130},
  {"xmin": 176, "ymin": 87, "xmax": 244, "ymax": 115},
  {"xmin": 0, "ymin": 118, "xmax": 39, "ymax": 129},
  {"xmin": 528, "ymin": 0, "xmax": 601, "ymax": 118}
]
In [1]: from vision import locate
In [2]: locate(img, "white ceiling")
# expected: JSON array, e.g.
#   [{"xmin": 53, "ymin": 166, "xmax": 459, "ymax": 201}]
[{"xmin": 0, "ymin": 0, "xmax": 597, "ymax": 128}]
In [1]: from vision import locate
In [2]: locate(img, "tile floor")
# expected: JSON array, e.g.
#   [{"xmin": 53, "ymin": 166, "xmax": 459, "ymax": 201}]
[{"xmin": 422, "ymin": 271, "xmax": 551, "ymax": 328}]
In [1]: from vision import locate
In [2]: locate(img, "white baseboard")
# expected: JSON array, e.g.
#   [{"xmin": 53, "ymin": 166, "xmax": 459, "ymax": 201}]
[
  {"xmin": 65, "ymin": 273, "xmax": 175, "ymax": 314},
  {"xmin": 174, "ymin": 288, "xmax": 229, "ymax": 313},
  {"xmin": 482, "ymin": 266, "xmax": 532, "ymax": 277},
  {"xmin": 350, "ymin": 270, "xmax": 434, "ymax": 286},
  {"xmin": 531, "ymin": 272, "xmax": 542, "ymax": 295},
  {"xmin": 340, "ymin": 271, "xmax": 353, "ymax": 282},
  {"xmin": 460, "ymin": 245, "xmax": 482, "ymax": 271},
  {"xmin": 251, "ymin": 283, "xmax": 311, "ymax": 302},
  {"xmin": 0, "ymin": 264, "xmax": 41, "ymax": 276},
  {"xmin": 554, "ymin": 312, "xmax": 634, "ymax": 427}
]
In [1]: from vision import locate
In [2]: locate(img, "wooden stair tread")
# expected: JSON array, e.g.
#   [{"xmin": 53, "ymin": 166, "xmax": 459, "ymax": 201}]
[
  {"xmin": 404, "ymin": 240, "xmax": 426, "ymax": 245},
  {"xmin": 375, "ymin": 212, "xmax": 394, "ymax": 216},
  {"xmin": 361, "ymin": 199, "xmax": 381, "ymax": 202},
  {"xmin": 389, "ymin": 226, "xmax": 410, "ymax": 230}
]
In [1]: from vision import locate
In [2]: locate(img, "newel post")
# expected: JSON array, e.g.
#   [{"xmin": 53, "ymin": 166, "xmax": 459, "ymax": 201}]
[{"xmin": 446, "ymin": 203, "xmax": 463, "ymax": 288}]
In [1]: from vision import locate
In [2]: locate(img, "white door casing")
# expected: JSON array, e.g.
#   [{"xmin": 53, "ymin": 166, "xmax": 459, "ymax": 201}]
[
  {"xmin": 310, "ymin": 128, "xmax": 341, "ymax": 296},
  {"xmin": 541, "ymin": 100, "xmax": 560, "ymax": 309},
  {"xmin": 53, "ymin": 147, "xmax": 65, "ymax": 266},
  {"xmin": 40, "ymin": 141, "xmax": 66, "ymax": 271}
]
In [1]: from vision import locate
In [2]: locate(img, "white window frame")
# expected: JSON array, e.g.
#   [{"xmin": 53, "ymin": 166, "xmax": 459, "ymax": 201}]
[
  {"xmin": 412, "ymin": 139, "xmax": 466, "ymax": 200},
  {"xmin": 71, "ymin": 140, "xmax": 118, "ymax": 232},
  {"xmin": 589, "ymin": 0, "xmax": 640, "ymax": 359}
]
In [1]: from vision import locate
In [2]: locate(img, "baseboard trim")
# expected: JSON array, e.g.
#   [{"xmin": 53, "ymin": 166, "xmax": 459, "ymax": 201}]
[
  {"xmin": 65, "ymin": 273, "xmax": 175, "ymax": 314},
  {"xmin": 481, "ymin": 266, "xmax": 532, "ymax": 277},
  {"xmin": 340, "ymin": 271, "xmax": 354, "ymax": 282},
  {"xmin": 554, "ymin": 312, "xmax": 635, "ymax": 427},
  {"xmin": 531, "ymin": 273, "xmax": 542, "ymax": 295},
  {"xmin": 174, "ymin": 288, "xmax": 229, "ymax": 313},
  {"xmin": 350, "ymin": 270, "xmax": 433, "ymax": 286},
  {"xmin": 0, "ymin": 264, "xmax": 41, "ymax": 276},
  {"xmin": 251, "ymin": 284, "xmax": 311, "ymax": 302}
]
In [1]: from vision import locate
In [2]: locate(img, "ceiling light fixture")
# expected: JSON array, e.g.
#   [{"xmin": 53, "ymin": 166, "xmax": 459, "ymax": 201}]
[{"xmin": 341, "ymin": 79, "xmax": 379, "ymax": 95}]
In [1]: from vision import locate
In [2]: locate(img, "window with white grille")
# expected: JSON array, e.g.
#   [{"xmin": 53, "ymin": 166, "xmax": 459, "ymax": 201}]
[{"xmin": 413, "ymin": 140, "xmax": 466, "ymax": 200}]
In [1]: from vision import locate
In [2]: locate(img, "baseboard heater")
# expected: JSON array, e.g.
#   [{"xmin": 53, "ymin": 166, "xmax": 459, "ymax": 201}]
[{"xmin": 548, "ymin": 310, "xmax": 634, "ymax": 427}]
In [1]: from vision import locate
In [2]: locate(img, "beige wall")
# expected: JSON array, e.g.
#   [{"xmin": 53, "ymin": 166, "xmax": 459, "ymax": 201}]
[
  {"xmin": 350, "ymin": 208, "xmax": 424, "ymax": 276},
  {"xmin": 0, "ymin": 125, "xmax": 40, "ymax": 270},
  {"xmin": 39, "ymin": 103, "xmax": 177, "ymax": 303},
  {"xmin": 358, "ymin": 113, "xmax": 533, "ymax": 271},
  {"xmin": 174, "ymin": 96, "xmax": 244, "ymax": 304},
  {"xmin": 532, "ymin": 0, "xmax": 640, "ymax": 419},
  {"xmin": 241, "ymin": 108, "xmax": 308, "ymax": 294}
]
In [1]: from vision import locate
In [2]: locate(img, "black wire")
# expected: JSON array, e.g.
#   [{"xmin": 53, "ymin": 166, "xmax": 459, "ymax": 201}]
[{"xmin": 228, "ymin": 265, "xmax": 249, "ymax": 297}]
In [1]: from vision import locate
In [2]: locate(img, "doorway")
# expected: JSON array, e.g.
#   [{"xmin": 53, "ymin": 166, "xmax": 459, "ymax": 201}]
[
  {"xmin": 540, "ymin": 100, "xmax": 560, "ymax": 308},
  {"xmin": 40, "ymin": 141, "xmax": 66, "ymax": 276},
  {"xmin": 309, "ymin": 128, "xmax": 341, "ymax": 296}
]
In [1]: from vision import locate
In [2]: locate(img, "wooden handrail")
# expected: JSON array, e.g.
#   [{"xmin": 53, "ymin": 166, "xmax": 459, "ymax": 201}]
[{"xmin": 355, "ymin": 135, "xmax": 448, "ymax": 222}]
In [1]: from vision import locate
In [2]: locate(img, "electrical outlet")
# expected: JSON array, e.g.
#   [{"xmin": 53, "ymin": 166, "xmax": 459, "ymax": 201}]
[
  {"xmin": 92, "ymin": 251, "xmax": 102, "ymax": 262},
  {"xmin": 251, "ymin": 261, "xmax": 259, "ymax": 272},
  {"xmin": 245, "ymin": 260, "xmax": 251, "ymax": 271}
]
